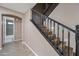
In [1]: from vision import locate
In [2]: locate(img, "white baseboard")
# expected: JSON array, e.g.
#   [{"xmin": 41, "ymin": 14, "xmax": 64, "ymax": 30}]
[{"xmin": 22, "ymin": 42, "xmax": 38, "ymax": 56}]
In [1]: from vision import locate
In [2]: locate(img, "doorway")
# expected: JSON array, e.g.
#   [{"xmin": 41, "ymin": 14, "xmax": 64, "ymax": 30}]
[
  {"xmin": 2, "ymin": 16, "xmax": 15, "ymax": 44},
  {"xmin": 2, "ymin": 14, "xmax": 22, "ymax": 47}
]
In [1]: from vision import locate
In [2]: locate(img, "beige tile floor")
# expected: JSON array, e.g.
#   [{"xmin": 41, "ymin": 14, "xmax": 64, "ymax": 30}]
[{"xmin": 0, "ymin": 41, "xmax": 35, "ymax": 56}]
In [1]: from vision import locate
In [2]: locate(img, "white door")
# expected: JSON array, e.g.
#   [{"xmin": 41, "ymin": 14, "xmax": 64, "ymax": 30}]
[{"xmin": 3, "ymin": 16, "xmax": 15, "ymax": 44}]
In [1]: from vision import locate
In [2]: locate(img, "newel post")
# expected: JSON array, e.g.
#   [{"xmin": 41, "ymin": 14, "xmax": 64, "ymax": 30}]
[{"xmin": 76, "ymin": 25, "xmax": 79, "ymax": 56}]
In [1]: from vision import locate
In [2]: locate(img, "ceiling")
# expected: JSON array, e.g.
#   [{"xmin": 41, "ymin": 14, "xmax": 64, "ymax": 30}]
[{"xmin": 0, "ymin": 3, "xmax": 36, "ymax": 14}]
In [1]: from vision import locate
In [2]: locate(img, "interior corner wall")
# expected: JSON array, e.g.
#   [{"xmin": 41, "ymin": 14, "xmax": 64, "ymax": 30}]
[
  {"xmin": 0, "ymin": 6, "xmax": 25, "ymax": 48},
  {"xmin": 22, "ymin": 9, "xmax": 59, "ymax": 56}
]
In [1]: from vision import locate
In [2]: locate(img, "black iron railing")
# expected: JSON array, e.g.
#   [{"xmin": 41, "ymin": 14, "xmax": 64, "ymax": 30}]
[{"xmin": 31, "ymin": 9, "xmax": 79, "ymax": 56}]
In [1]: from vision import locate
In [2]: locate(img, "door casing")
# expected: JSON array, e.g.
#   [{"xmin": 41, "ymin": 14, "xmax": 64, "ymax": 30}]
[{"xmin": 1, "ymin": 14, "xmax": 22, "ymax": 46}]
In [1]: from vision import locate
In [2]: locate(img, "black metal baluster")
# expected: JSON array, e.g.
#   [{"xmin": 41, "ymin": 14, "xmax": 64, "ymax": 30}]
[
  {"xmin": 68, "ymin": 31, "xmax": 70, "ymax": 56},
  {"xmin": 76, "ymin": 25, "xmax": 79, "ymax": 56},
  {"xmin": 49, "ymin": 20, "xmax": 52, "ymax": 39},
  {"xmin": 47, "ymin": 18, "xmax": 49, "ymax": 30},
  {"xmin": 50, "ymin": 20, "xmax": 52, "ymax": 31},
  {"xmin": 46, "ymin": 18, "xmax": 47, "ymax": 28},
  {"xmin": 41, "ymin": 15, "xmax": 44, "ymax": 27},
  {"xmin": 37, "ymin": 13, "xmax": 41, "ymax": 27},
  {"xmin": 48, "ymin": 19, "xmax": 50, "ymax": 32},
  {"xmin": 52, "ymin": 21, "xmax": 53, "ymax": 35},
  {"xmin": 41, "ymin": 14, "xmax": 43, "ymax": 28},
  {"xmin": 53, "ymin": 21, "xmax": 55, "ymax": 35},
  {"xmin": 46, "ymin": 18, "xmax": 49, "ymax": 36},
  {"xmin": 42, "ymin": 15, "xmax": 45, "ymax": 27},
  {"xmin": 57, "ymin": 23, "xmax": 59, "ymax": 38},
  {"xmin": 62, "ymin": 27, "xmax": 64, "ymax": 55},
  {"xmin": 45, "ymin": 16, "xmax": 47, "ymax": 27}
]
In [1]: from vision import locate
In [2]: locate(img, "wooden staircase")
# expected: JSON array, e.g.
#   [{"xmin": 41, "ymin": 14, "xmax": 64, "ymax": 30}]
[
  {"xmin": 31, "ymin": 8, "xmax": 77, "ymax": 56},
  {"xmin": 41, "ymin": 26, "xmax": 74, "ymax": 56}
]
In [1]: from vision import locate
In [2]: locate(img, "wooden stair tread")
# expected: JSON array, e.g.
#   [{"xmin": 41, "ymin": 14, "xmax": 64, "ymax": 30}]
[
  {"xmin": 41, "ymin": 27, "xmax": 49, "ymax": 33},
  {"xmin": 48, "ymin": 34, "xmax": 56, "ymax": 39},
  {"xmin": 58, "ymin": 42, "xmax": 73, "ymax": 56},
  {"xmin": 65, "ymin": 46, "xmax": 73, "ymax": 51},
  {"xmin": 52, "ymin": 37, "xmax": 60, "ymax": 45},
  {"xmin": 58, "ymin": 41, "xmax": 66, "ymax": 49},
  {"xmin": 41, "ymin": 27, "xmax": 47, "ymax": 30},
  {"xmin": 41, "ymin": 26, "xmax": 47, "ymax": 29},
  {"xmin": 41, "ymin": 26, "xmax": 53, "ymax": 35},
  {"xmin": 48, "ymin": 31, "xmax": 52, "ymax": 35},
  {"xmin": 64, "ymin": 46, "xmax": 73, "ymax": 56}
]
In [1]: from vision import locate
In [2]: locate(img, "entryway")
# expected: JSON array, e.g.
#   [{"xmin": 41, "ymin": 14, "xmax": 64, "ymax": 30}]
[
  {"xmin": 2, "ymin": 16, "xmax": 15, "ymax": 44},
  {"xmin": 2, "ymin": 14, "xmax": 22, "ymax": 47}
]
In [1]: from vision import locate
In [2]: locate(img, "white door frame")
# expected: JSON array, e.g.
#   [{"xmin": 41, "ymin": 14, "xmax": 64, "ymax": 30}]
[{"xmin": 3, "ymin": 16, "xmax": 15, "ymax": 44}]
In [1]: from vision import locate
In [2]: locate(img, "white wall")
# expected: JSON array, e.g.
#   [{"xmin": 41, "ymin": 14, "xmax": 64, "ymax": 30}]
[
  {"xmin": 0, "ymin": 6, "xmax": 25, "ymax": 48},
  {"xmin": 49, "ymin": 3, "xmax": 79, "ymax": 30},
  {"xmin": 49, "ymin": 3, "xmax": 79, "ymax": 53},
  {"xmin": 0, "ymin": 3, "xmax": 36, "ymax": 14},
  {"xmin": 22, "ymin": 9, "xmax": 59, "ymax": 56},
  {"xmin": 15, "ymin": 19, "xmax": 22, "ymax": 41}
]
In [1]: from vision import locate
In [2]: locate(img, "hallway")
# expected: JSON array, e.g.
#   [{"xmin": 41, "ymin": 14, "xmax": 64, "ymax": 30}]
[{"xmin": 0, "ymin": 41, "xmax": 35, "ymax": 56}]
